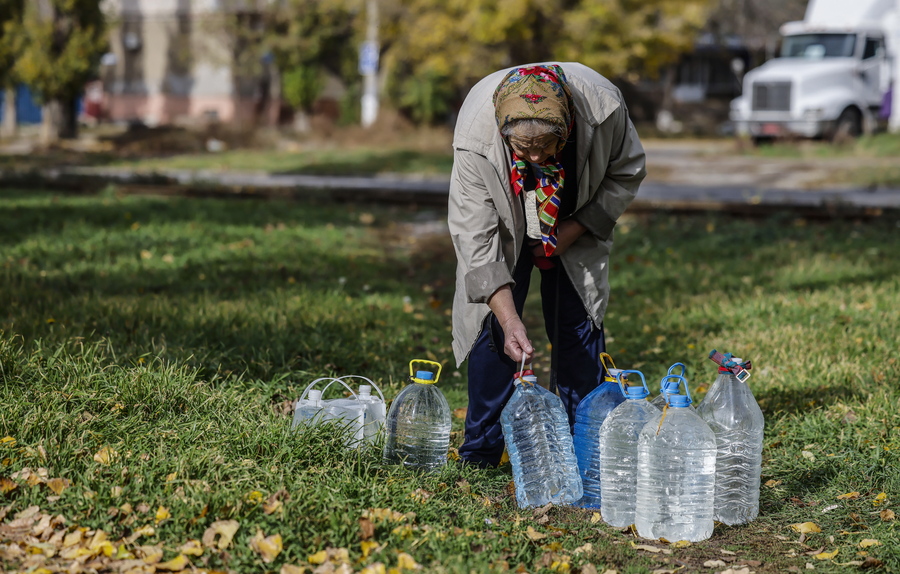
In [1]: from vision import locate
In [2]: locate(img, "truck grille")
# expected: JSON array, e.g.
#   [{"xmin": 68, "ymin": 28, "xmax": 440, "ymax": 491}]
[{"xmin": 751, "ymin": 81, "xmax": 791, "ymax": 111}]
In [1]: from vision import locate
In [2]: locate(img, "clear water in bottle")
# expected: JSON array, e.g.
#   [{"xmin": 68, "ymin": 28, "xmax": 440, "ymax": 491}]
[
  {"xmin": 598, "ymin": 370, "xmax": 658, "ymax": 528},
  {"xmin": 383, "ymin": 364, "xmax": 451, "ymax": 471},
  {"xmin": 572, "ymin": 363, "xmax": 626, "ymax": 508},
  {"xmin": 292, "ymin": 389, "xmax": 324, "ymax": 429},
  {"xmin": 696, "ymin": 353, "xmax": 764, "ymax": 525},
  {"xmin": 501, "ymin": 370, "xmax": 583, "ymax": 508},
  {"xmin": 635, "ymin": 389, "xmax": 717, "ymax": 542}
]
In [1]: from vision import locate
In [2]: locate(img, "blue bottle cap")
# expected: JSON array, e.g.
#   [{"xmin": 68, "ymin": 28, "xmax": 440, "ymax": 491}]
[
  {"xmin": 668, "ymin": 394, "xmax": 692, "ymax": 407},
  {"xmin": 415, "ymin": 370, "xmax": 434, "ymax": 380},
  {"xmin": 624, "ymin": 385, "xmax": 649, "ymax": 399}
]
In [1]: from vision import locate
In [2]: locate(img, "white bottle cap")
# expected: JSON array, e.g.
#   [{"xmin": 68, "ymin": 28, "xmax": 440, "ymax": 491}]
[
  {"xmin": 308, "ymin": 389, "xmax": 322, "ymax": 406},
  {"xmin": 359, "ymin": 385, "xmax": 371, "ymax": 397}
]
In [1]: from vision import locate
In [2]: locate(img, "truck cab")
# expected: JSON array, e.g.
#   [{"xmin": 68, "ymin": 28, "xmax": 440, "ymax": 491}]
[{"xmin": 730, "ymin": 0, "xmax": 897, "ymax": 143}]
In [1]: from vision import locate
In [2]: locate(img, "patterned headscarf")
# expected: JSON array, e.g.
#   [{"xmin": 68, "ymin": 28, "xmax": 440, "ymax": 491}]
[{"xmin": 493, "ymin": 65, "xmax": 574, "ymax": 257}]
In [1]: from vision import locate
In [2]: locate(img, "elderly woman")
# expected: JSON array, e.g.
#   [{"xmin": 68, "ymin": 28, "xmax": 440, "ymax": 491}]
[{"xmin": 448, "ymin": 63, "xmax": 646, "ymax": 468}]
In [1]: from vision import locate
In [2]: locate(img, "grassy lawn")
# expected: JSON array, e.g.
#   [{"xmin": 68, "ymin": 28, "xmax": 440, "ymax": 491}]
[{"xmin": 1, "ymin": 187, "xmax": 898, "ymax": 574}]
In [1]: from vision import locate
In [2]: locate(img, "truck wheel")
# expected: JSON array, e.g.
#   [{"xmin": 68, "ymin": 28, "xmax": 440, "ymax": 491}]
[{"xmin": 833, "ymin": 108, "xmax": 862, "ymax": 142}]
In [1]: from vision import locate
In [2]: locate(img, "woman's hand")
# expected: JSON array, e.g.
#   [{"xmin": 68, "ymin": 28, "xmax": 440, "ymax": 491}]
[
  {"xmin": 500, "ymin": 315, "xmax": 534, "ymax": 364},
  {"xmin": 487, "ymin": 285, "xmax": 534, "ymax": 364},
  {"xmin": 531, "ymin": 219, "xmax": 587, "ymax": 259}
]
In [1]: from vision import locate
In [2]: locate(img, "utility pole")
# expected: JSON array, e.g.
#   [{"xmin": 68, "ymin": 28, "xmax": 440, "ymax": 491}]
[{"xmin": 360, "ymin": 0, "xmax": 379, "ymax": 127}]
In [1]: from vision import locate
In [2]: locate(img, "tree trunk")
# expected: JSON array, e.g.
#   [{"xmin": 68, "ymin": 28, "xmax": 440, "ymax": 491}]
[
  {"xmin": 1, "ymin": 87, "xmax": 16, "ymax": 139},
  {"xmin": 41, "ymin": 100, "xmax": 61, "ymax": 146},
  {"xmin": 58, "ymin": 96, "xmax": 78, "ymax": 139}
]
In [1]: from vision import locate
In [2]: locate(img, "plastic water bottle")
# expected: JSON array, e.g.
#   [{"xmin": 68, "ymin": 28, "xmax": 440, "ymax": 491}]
[
  {"xmin": 292, "ymin": 389, "xmax": 324, "ymax": 428},
  {"xmin": 500, "ymin": 369, "xmax": 583, "ymax": 508},
  {"xmin": 650, "ymin": 363, "xmax": 693, "ymax": 410},
  {"xmin": 635, "ymin": 380, "xmax": 716, "ymax": 542},
  {"xmin": 598, "ymin": 370, "xmax": 659, "ymax": 528},
  {"xmin": 357, "ymin": 384, "xmax": 387, "ymax": 443},
  {"xmin": 572, "ymin": 353, "xmax": 626, "ymax": 508},
  {"xmin": 383, "ymin": 360, "xmax": 451, "ymax": 471},
  {"xmin": 696, "ymin": 350, "xmax": 764, "ymax": 526}
]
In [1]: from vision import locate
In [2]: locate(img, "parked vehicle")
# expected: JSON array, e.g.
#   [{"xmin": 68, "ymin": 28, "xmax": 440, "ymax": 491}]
[{"xmin": 730, "ymin": 0, "xmax": 899, "ymax": 143}]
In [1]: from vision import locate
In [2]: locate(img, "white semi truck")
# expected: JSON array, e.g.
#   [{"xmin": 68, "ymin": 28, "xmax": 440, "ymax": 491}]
[{"xmin": 730, "ymin": 0, "xmax": 900, "ymax": 142}]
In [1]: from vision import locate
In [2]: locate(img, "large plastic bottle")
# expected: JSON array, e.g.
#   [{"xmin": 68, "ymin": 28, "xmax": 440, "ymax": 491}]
[
  {"xmin": 383, "ymin": 360, "xmax": 451, "ymax": 471},
  {"xmin": 696, "ymin": 350, "xmax": 764, "ymax": 526},
  {"xmin": 635, "ymin": 380, "xmax": 717, "ymax": 542},
  {"xmin": 500, "ymin": 369, "xmax": 583, "ymax": 508},
  {"xmin": 650, "ymin": 363, "xmax": 693, "ymax": 410},
  {"xmin": 572, "ymin": 353, "xmax": 627, "ymax": 508},
  {"xmin": 598, "ymin": 370, "xmax": 659, "ymax": 528}
]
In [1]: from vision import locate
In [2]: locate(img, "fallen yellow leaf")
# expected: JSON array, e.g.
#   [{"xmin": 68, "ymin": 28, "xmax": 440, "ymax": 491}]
[
  {"xmin": 138, "ymin": 545, "xmax": 164, "ymax": 564},
  {"xmin": 155, "ymin": 506, "xmax": 170, "ymax": 524},
  {"xmin": 880, "ymin": 509, "xmax": 895, "ymax": 521},
  {"xmin": 250, "ymin": 529, "xmax": 283, "ymax": 563},
  {"xmin": 0, "ymin": 477, "xmax": 17, "ymax": 493},
  {"xmin": 93, "ymin": 447, "xmax": 117, "ymax": 465},
  {"xmin": 165, "ymin": 472, "xmax": 177, "ymax": 482},
  {"xmin": 156, "ymin": 553, "xmax": 189, "ymax": 571},
  {"xmin": 590, "ymin": 512, "xmax": 602, "ymax": 524},
  {"xmin": 308, "ymin": 550, "xmax": 328, "ymax": 564},
  {"xmin": 281, "ymin": 565, "xmax": 309, "ymax": 574},
  {"xmin": 397, "ymin": 552, "xmax": 418, "ymax": 570},
  {"xmin": 814, "ymin": 549, "xmax": 839, "ymax": 560},
  {"xmin": 247, "ymin": 490, "xmax": 264, "ymax": 503},
  {"xmin": 361, "ymin": 540, "xmax": 380, "ymax": 559},
  {"xmin": 360, "ymin": 564, "xmax": 387, "ymax": 574},
  {"xmin": 202, "ymin": 520, "xmax": 239, "ymax": 550},
  {"xmin": 179, "ymin": 539, "xmax": 204, "ymax": 556},
  {"xmin": 126, "ymin": 524, "xmax": 155, "ymax": 544},
  {"xmin": 859, "ymin": 539, "xmax": 881, "ymax": 548},
  {"xmin": 630, "ymin": 542, "xmax": 672, "ymax": 554},
  {"xmin": 63, "ymin": 530, "xmax": 83, "ymax": 548},
  {"xmin": 1, "ymin": 436, "xmax": 16, "ymax": 447},
  {"xmin": 671, "ymin": 540, "xmax": 692, "ymax": 548},
  {"xmin": 46, "ymin": 477, "xmax": 70, "ymax": 495},
  {"xmin": 837, "ymin": 492, "xmax": 860, "ymax": 500},
  {"xmin": 791, "ymin": 522, "xmax": 822, "ymax": 534},
  {"xmin": 525, "ymin": 526, "xmax": 546, "ymax": 541},
  {"xmin": 873, "ymin": 492, "xmax": 888, "ymax": 506}
]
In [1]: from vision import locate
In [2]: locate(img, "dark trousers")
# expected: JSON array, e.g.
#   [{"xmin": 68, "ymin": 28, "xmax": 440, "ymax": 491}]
[{"xmin": 458, "ymin": 245, "xmax": 607, "ymax": 468}]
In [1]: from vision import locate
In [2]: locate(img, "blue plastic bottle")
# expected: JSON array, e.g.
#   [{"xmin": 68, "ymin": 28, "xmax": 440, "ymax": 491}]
[
  {"xmin": 572, "ymin": 352, "xmax": 627, "ymax": 508},
  {"xmin": 500, "ymin": 369, "xmax": 583, "ymax": 508}
]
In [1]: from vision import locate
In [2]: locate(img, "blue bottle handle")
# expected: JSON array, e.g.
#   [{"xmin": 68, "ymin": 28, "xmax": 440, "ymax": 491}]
[
  {"xmin": 659, "ymin": 374, "xmax": 692, "ymax": 404},
  {"xmin": 666, "ymin": 362, "xmax": 687, "ymax": 378},
  {"xmin": 615, "ymin": 369, "xmax": 649, "ymax": 397}
]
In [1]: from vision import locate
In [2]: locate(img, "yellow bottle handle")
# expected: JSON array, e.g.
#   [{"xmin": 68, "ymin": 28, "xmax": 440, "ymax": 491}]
[
  {"xmin": 409, "ymin": 359, "xmax": 442, "ymax": 384},
  {"xmin": 599, "ymin": 352, "xmax": 618, "ymax": 382}
]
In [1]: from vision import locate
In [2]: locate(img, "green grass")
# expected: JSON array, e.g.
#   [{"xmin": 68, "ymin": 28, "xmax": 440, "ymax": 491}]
[
  {"xmin": 1, "ymin": 188, "xmax": 899, "ymax": 573},
  {"xmin": 107, "ymin": 148, "xmax": 454, "ymax": 177}
]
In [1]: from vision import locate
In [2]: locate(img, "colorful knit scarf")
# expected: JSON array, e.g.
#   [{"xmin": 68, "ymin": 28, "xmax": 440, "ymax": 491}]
[
  {"xmin": 493, "ymin": 64, "xmax": 574, "ymax": 258},
  {"xmin": 510, "ymin": 154, "xmax": 565, "ymax": 257}
]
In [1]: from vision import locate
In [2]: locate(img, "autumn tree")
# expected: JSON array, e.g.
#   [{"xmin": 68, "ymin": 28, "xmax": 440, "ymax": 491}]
[
  {"xmin": 0, "ymin": 0, "xmax": 24, "ymax": 138},
  {"xmin": 14, "ymin": 0, "xmax": 107, "ymax": 143},
  {"xmin": 379, "ymin": 0, "xmax": 717, "ymax": 123}
]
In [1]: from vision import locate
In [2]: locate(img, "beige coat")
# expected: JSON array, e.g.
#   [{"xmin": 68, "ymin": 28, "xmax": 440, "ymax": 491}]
[{"xmin": 448, "ymin": 62, "xmax": 647, "ymax": 366}]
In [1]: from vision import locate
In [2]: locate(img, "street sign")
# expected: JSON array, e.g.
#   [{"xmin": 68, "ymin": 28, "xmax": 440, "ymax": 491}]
[{"xmin": 359, "ymin": 41, "xmax": 379, "ymax": 75}]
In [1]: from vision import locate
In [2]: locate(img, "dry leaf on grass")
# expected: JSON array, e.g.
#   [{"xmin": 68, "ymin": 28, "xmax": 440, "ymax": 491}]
[
  {"xmin": 630, "ymin": 542, "xmax": 672, "ymax": 554},
  {"xmin": 837, "ymin": 492, "xmax": 860, "ymax": 500},
  {"xmin": 858, "ymin": 539, "xmax": 881, "ymax": 548},
  {"xmin": 156, "ymin": 553, "xmax": 190, "ymax": 571},
  {"xmin": 880, "ymin": 509, "xmax": 895, "ymax": 521},
  {"xmin": 178, "ymin": 539, "xmax": 203, "ymax": 556},
  {"xmin": 249, "ymin": 529, "xmax": 282, "ymax": 563},
  {"xmin": 814, "ymin": 549, "xmax": 839, "ymax": 560},
  {"xmin": 525, "ymin": 526, "xmax": 546, "ymax": 541},
  {"xmin": 791, "ymin": 522, "xmax": 821, "ymax": 534},
  {"xmin": 202, "ymin": 519, "xmax": 239, "ymax": 550},
  {"xmin": 93, "ymin": 447, "xmax": 117, "ymax": 465}
]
